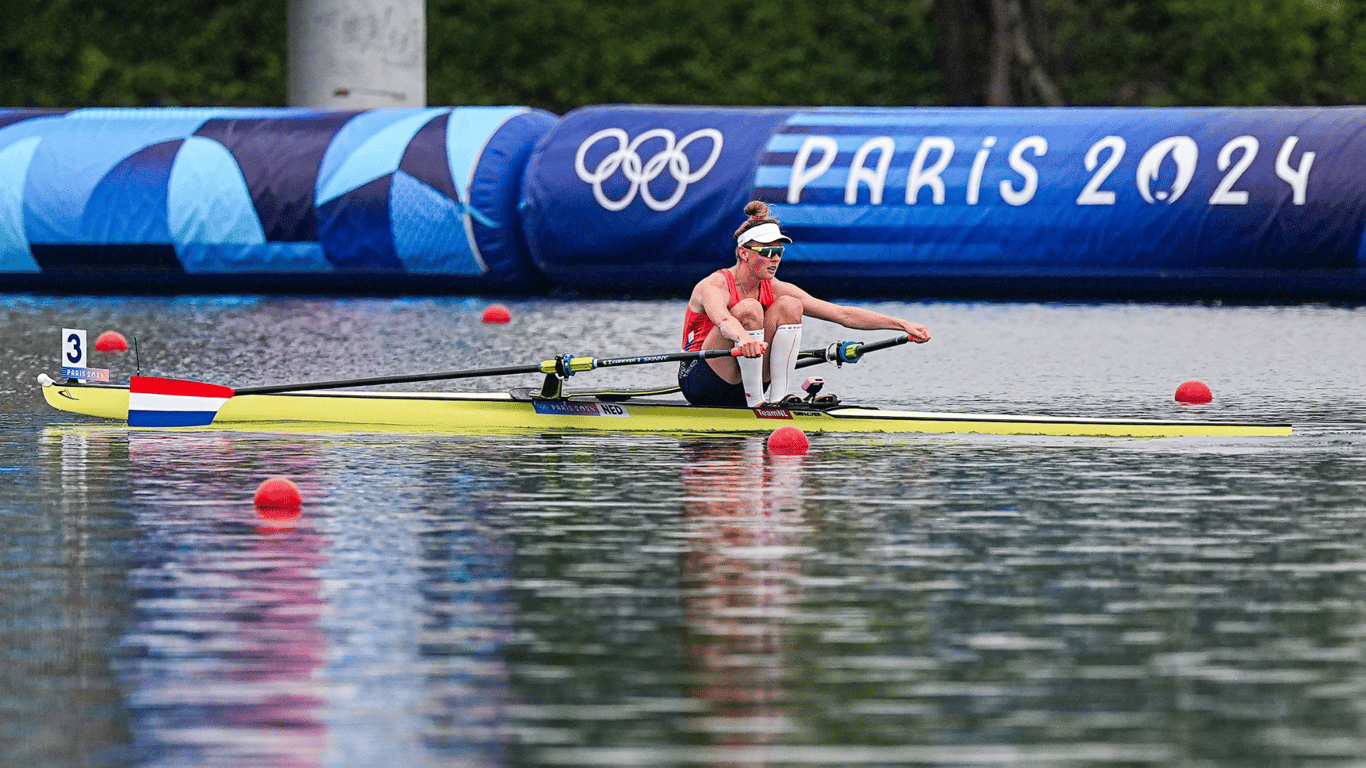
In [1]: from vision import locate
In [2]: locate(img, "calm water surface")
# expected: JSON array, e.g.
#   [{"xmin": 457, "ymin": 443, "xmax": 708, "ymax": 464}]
[{"xmin": 2, "ymin": 296, "xmax": 1365, "ymax": 768}]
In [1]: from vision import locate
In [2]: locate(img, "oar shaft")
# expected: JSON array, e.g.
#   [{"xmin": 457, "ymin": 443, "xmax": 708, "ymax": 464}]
[
  {"xmin": 236, "ymin": 363, "xmax": 543, "ymax": 395},
  {"xmin": 234, "ymin": 348, "xmax": 741, "ymax": 395},
  {"xmin": 592, "ymin": 348, "xmax": 739, "ymax": 369}
]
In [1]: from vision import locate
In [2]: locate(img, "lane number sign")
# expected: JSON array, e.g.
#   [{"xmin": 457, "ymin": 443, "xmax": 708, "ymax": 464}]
[{"xmin": 61, "ymin": 328, "xmax": 109, "ymax": 383}]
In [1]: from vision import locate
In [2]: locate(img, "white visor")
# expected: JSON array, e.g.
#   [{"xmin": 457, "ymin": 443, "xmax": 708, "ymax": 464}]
[{"xmin": 736, "ymin": 222, "xmax": 792, "ymax": 246}]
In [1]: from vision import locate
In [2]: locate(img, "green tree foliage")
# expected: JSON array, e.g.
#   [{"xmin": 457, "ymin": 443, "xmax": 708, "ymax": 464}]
[
  {"xmin": 3, "ymin": 0, "xmax": 1366, "ymax": 110},
  {"xmin": 0, "ymin": 0, "xmax": 285, "ymax": 107},
  {"xmin": 427, "ymin": 0, "xmax": 940, "ymax": 111},
  {"xmin": 1048, "ymin": 0, "xmax": 1366, "ymax": 106}
]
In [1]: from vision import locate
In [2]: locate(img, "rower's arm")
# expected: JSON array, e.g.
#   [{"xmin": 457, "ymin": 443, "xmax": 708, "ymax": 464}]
[
  {"xmin": 786, "ymin": 286, "xmax": 931, "ymax": 342},
  {"xmin": 698, "ymin": 280, "xmax": 758, "ymax": 346}
]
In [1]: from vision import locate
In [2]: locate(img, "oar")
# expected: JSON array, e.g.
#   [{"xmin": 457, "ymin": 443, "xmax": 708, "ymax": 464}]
[
  {"xmin": 234, "ymin": 348, "xmax": 744, "ymax": 395},
  {"xmin": 797, "ymin": 333, "xmax": 910, "ymax": 369},
  {"xmin": 125, "ymin": 347, "xmax": 745, "ymax": 426}
]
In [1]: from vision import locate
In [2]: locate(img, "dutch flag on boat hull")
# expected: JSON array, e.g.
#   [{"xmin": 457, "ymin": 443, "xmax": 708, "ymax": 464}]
[{"xmin": 128, "ymin": 377, "xmax": 234, "ymax": 427}]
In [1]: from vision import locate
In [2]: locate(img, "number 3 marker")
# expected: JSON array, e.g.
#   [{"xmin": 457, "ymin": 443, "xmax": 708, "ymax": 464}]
[{"xmin": 62, "ymin": 328, "xmax": 86, "ymax": 368}]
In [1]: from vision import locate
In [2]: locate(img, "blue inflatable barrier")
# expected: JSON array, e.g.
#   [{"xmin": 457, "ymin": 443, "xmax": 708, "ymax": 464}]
[
  {"xmin": 521, "ymin": 105, "xmax": 1366, "ymax": 299},
  {"xmin": 5, "ymin": 104, "xmax": 1366, "ymax": 300},
  {"xmin": 521, "ymin": 105, "xmax": 797, "ymax": 292},
  {"xmin": 0, "ymin": 106, "xmax": 556, "ymax": 290}
]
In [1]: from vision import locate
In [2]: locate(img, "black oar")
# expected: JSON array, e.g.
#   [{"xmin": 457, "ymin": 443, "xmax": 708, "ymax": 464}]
[
  {"xmin": 797, "ymin": 333, "xmax": 911, "ymax": 369},
  {"xmin": 235, "ymin": 347, "xmax": 743, "ymax": 396}
]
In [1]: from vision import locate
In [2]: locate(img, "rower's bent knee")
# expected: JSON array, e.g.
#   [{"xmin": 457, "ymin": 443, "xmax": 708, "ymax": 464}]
[
  {"xmin": 730, "ymin": 298, "xmax": 765, "ymax": 327},
  {"xmin": 771, "ymin": 295, "xmax": 804, "ymax": 324}
]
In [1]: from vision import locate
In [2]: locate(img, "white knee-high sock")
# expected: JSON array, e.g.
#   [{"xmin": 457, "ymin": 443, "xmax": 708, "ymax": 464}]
[
  {"xmin": 767, "ymin": 323, "xmax": 803, "ymax": 402},
  {"xmin": 737, "ymin": 328, "xmax": 766, "ymax": 407}
]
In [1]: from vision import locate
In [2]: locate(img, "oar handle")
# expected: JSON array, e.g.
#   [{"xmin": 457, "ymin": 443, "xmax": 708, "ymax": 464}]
[
  {"xmin": 856, "ymin": 333, "xmax": 913, "ymax": 355},
  {"xmin": 796, "ymin": 333, "xmax": 910, "ymax": 369}
]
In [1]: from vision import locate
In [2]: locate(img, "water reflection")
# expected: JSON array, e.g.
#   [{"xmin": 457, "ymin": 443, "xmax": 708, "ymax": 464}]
[
  {"xmin": 412, "ymin": 457, "xmax": 512, "ymax": 768},
  {"xmin": 36, "ymin": 427, "xmax": 520, "ymax": 768},
  {"xmin": 120, "ymin": 432, "xmax": 330, "ymax": 767},
  {"xmin": 680, "ymin": 439, "xmax": 807, "ymax": 753},
  {"xmin": 21, "ymin": 427, "xmax": 135, "ymax": 767}
]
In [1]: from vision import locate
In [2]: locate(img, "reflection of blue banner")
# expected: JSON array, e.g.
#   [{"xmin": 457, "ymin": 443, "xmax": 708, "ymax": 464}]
[
  {"xmin": 525, "ymin": 106, "xmax": 1366, "ymax": 297},
  {"xmin": 0, "ymin": 106, "xmax": 556, "ymax": 288}
]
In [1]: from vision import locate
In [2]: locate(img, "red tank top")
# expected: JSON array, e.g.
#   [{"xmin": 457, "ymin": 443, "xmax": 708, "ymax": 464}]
[{"xmin": 681, "ymin": 269, "xmax": 776, "ymax": 351}]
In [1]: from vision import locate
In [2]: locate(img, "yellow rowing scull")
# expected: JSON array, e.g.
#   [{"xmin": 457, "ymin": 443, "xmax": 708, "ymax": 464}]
[{"xmin": 39, "ymin": 378, "xmax": 1293, "ymax": 438}]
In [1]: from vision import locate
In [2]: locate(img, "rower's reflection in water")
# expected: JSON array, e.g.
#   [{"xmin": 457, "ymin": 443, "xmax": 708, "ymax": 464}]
[{"xmin": 680, "ymin": 437, "xmax": 808, "ymax": 754}]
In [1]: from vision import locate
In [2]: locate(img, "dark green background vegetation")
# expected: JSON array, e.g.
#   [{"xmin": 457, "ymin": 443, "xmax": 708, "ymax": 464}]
[{"xmin": 3, "ymin": 0, "xmax": 1364, "ymax": 112}]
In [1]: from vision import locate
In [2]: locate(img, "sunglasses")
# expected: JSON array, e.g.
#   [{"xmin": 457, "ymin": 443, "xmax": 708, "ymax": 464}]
[{"xmin": 746, "ymin": 245, "xmax": 785, "ymax": 260}]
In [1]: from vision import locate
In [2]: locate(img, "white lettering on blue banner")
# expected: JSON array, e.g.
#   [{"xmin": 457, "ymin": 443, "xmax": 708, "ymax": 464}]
[
  {"xmin": 62, "ymin": 366, "xmax": 109, "ymax": 382},
  {"xmin": 773, "ymin": 132, "xmax": 1315, "ymax": 209}
]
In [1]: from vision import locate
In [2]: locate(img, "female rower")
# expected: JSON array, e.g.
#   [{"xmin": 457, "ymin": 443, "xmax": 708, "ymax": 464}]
[{"xmin": 679, "ymin": 200, "xmax": 931, "ymax": 408}]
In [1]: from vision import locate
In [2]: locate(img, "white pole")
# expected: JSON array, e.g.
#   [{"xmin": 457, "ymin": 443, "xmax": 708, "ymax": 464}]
[{"xmin": 287, "ymin": 0, "xmax": 426, "ymax": 108}]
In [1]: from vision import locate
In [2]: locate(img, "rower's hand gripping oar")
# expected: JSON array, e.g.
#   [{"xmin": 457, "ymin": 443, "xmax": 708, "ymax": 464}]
[{"xmin": 123, "ymin": 347, "xmax": 745, "ymax": 427}]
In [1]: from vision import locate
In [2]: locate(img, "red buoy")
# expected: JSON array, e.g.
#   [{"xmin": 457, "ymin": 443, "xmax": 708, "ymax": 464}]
[
  {"xmin": 95, "ymin": 330, "xmax": 128, "ymax": 352},
  {"xmin": 482, "ymin": 304, "xmax": 512, "ymax": 324},
  {"xmin": 767, "ymin": 425, "xmax": 810, "ymax": 455},
  {"xmin": 254, "ymin": 477, "xmax": 303, "ymax": 513},
  {"xmin": 1175, "ymin": 380, "xmax": 1213, "ymax": 404}
]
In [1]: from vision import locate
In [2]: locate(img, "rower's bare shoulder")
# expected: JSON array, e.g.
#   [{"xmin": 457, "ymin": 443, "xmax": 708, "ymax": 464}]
[
  {"xmin": 689, "ymin": 271, "xmax": 728, "ymax": 308},
  {"xmin": 770, "ymin": 278, "xmax": 813, "ymax": 299},
  {"xmin": 696, "ymin": 271, "xmax": 729, "ymax": 294}
]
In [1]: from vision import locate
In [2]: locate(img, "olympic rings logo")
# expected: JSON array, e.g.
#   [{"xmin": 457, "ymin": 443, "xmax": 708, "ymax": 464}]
[{"xmin": 574, "ymin": 127, "xmax": 724, "ymax": 212}]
